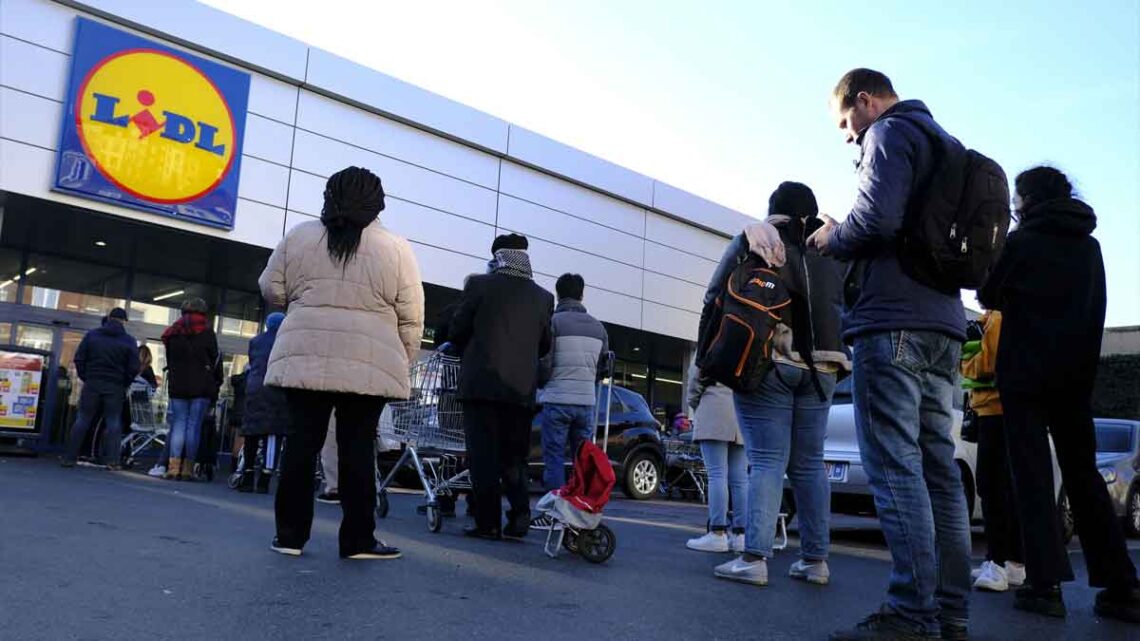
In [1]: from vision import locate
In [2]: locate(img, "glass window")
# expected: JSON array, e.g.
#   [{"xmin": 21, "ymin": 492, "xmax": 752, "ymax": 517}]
[
  {"xmin": 20, "ymin": 253, "xmax": 127, "ymax": 317},
  {"xmin": 652, "ymin": 367, "xmax": 685, "ymax": 422},
  {"xmin": 217, "ymin": 290, "xmax": 261, "ymax": 339},
  {"xmin": 613, "ymin": 360, "xmax": 648, "ymax": 400},
  {"xmin": 0, "ymin": 323, "xmax": 12, "ymax": 345},
  {"xmin": 0, "ymin": 249, "xmax": 23, "ymax": 304},
  {"xmin": 15, "ymin": 324, "xmax": 54, "ymax": 353},
  {"xmin": 1096, "ymin": 423, "xmax": 1135, "ymax": 453},
  {"xmin": 129, "ymin": 273, "xmax": 221, "ymax": 327}
]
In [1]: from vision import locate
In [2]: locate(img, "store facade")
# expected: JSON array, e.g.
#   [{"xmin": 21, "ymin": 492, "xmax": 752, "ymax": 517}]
[{"xmin": 0, "ymin": 0, "xmax": 753, "ymax": 447}]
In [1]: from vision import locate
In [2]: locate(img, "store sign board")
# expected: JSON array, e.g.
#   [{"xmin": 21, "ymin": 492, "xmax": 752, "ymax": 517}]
[
  {"xmin": 0, "ymin": 351, "xmax": 45, "ymax": 431},
  {"xmin": 54, "ymin": 18, "xmax": 251, "ymax": 230}
]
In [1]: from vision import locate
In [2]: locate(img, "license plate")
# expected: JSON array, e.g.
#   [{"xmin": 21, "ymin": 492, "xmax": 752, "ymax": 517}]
[{"xmin": 826, "ymin": 462, "xmax": 849, "ymax": 483}]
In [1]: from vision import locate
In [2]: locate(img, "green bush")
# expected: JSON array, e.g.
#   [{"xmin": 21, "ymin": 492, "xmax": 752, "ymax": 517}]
[{"xmin": 1092, "ymin": 355, "xmax": 1140, "ymax": 419}]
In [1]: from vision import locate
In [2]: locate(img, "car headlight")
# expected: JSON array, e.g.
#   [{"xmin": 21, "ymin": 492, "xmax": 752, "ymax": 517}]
[{"xmin": 1099, "ymin": 467, "xmax": 1118, "ymax": 484}]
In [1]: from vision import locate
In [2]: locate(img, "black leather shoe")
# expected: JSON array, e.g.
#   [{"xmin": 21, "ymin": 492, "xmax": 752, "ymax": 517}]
[
  {"xmin": 1094, "ymin": 587, "xmax": 1140, "ymax": 624},
  {"xmin": 1013, "ymin": 584, "xmax": 1066, "ymax": 618},
  {"xmin": 830, "ymin": 611, "xmax": 938, "ymax": 641},
  {"xmin": 463, "ymin": 526, "xmax": 501, "ymax": 541}
]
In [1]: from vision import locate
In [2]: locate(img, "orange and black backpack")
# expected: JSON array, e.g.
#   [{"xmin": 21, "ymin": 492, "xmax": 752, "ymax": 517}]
[{"xmin": 696, "ymin": 253, "xmax": 791, "ymax": 393}]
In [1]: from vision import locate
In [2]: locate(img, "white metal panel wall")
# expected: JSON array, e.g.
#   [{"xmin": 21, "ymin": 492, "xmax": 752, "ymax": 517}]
[{"xmin": 0, "ymin": 0, "xmax": 755, "ymax": 344}]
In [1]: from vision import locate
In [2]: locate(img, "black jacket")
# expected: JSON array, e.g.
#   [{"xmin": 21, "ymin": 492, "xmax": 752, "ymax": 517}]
[
  {"xmin": 448, "ymin": 272, "xmax": 554, "ymax": 407},
  {"xmin": 978, "ymin": 197, "xmax": 1106, "ymax": 395},
  {"xmin": 242, "ymin": 329, "xmax": 289, "ymax": 436},
  {"xmin": 165, "ymin": 329, "xmax": 222, "ymax": 400},
  {"xmin": 74, "ymin": 321, "xmax": 139, "ymax": 393}
]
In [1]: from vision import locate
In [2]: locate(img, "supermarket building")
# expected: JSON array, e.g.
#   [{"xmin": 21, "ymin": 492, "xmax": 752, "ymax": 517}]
[{"xmin": 0, "ymin": 0, "xmax": 751, "ymax": 446}]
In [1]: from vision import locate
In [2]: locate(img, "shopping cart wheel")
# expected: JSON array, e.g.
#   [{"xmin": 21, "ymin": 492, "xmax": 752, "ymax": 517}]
[
  {"xmin": 426, "ymin": 503, "xmax": 442, "ymax": 533},
  {"xmin": 377, "ymin": 491, "xmax": 390, "ymax": 519},
  {"xmin": 227, "ymin": 471, "xmax": 242, "ymax": 490},
  {"xmin": 578, "ymin": 524, "xmax": 616, "ymax": 564},
  {"xmin": 562, "ymin": 529, "xmax": 579, "ymax": 554}
]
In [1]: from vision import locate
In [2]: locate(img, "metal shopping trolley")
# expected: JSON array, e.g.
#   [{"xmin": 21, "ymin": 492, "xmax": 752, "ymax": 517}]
[
  {"xmin": 121, "ymin": 379, "xmax": 167, "ymax": 468},
  {"xmin": 662, "ymin": 436, "xmax": 708, "ymax": 503},
  {"xmin": 376, "ymin": 349, "xmax": 471, "ymax": 533}
]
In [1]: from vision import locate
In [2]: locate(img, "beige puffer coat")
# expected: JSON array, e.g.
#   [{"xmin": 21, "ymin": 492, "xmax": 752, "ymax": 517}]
[{"xmin": 259, "ymin": 219, "xmax": 425, "ymax": 399}]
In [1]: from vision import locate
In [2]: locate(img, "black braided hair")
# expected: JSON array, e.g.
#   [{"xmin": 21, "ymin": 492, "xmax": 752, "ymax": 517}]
[{"xmin": 321, "ymin": 166, "xmax": 386, "ymax": 265}]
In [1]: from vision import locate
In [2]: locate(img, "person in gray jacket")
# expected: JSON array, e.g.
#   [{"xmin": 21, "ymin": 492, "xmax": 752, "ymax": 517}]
[
  {"xmin": 684, "ymin": 363, "xmax": 746, "ymax": 554},
  {"xmin": 531, "ymin": 274, "xmax": 609, "ymax": 526}
]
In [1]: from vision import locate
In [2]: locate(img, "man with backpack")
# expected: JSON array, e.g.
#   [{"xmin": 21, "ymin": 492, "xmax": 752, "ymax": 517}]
[{"xmin": 809, "ymin": 69, "xmax": 975, "ymax": 641}]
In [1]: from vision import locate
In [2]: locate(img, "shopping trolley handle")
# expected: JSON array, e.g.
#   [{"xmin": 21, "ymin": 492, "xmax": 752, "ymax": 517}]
[{"xmin": 436, "ymin": 342, "xmax": 456, "ymax": 356}]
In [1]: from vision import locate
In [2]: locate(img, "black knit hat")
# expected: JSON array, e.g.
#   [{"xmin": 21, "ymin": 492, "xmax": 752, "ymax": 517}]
[
  {"xmin": 491, "ymin": 233, "xmax": 528, "ymax": 254},
  {"xmin": 768, "ymin": 181, "xmax": 819, "ymax": 218}
]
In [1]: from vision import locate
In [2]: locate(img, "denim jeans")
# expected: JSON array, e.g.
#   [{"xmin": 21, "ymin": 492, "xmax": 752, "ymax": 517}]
[
  {"xmin": 64, "ymin": 387, "xmax": 125, "ymax": 464},
  {"xmin": 541, "ymin": 403, "xmax": 596, "ymax": 490},
  {"xmin": 167, "ymin": 398, "xmax": 211, "ymax": 462},
  {"xmin": 852, "ymin": 330, "xmax": 970, "ymax": 633},
  {"xmin": 735, "ymin": 363, "xmax": 836, "ymax": 560},
  {"xmin": 699, "ymin": 440, "xmax": 748, "ymax": 532}
]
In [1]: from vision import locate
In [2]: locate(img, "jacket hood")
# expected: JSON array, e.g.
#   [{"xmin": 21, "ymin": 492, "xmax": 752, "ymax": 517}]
[
  {"xmin": 556, "ymin": 299, "xmax": 587, "ymax": 313},
  {"xmin": 98, "ymin": 321, "xmax": 126, "ymax": 337},
  {"xmin": 1018, "ymin": 197, "xmax": 1097, "ymax": 237},
  {"xmin": 858, "ymin": 99, "xmax": 932, "ymax": 145}
]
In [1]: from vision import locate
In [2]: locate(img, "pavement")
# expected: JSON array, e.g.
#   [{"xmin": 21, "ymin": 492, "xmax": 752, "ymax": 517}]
[{"xmin": 2, "ymin": 455, "xmax": 1137, "ymax": 641}]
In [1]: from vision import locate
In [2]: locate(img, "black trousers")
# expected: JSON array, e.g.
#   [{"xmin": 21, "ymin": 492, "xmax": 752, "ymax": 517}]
[
  {"xmin": 974, "ymin": 414, "xmax": 1023, "ymax": 565},
  {"xmin": 463, "ymin": 401, "xmax": 532, "ymax": 531},
  {"xmin": 275, "ymin": 390, "xmax": 386, "ymax": 556},
  {"xmin": 1002, "ymin": 390, "xmax": 1138, "ymax": 589},
  {"xmin": 64, "ymin": 387, "xmax": 124, "ymax": 464}
]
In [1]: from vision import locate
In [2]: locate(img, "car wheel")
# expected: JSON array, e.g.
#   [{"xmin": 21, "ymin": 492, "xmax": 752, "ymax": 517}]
[
  {"xmin": 1126, "ymin": 485, "xmax": 1140, "ymax": 538},
  {"xmin": 1057, "ymin": 486, "xmax": 1074, "ymax": 545},
  {"xmin": 622, "ymin": 452, "xmax": 660, "ymax": 500}
]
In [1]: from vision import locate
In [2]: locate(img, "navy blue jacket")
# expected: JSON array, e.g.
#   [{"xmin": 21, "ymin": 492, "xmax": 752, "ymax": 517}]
[
  {"xmin": 242, "ymin": 328, "xmax": 289, "ymax": 436},
  {"xmin": 829, "ymin": 100, "xmax": 966, "ymax": 342},
  {"xmin": 74, "ymin": 320, "xmax": 139, "ymax": 393}
]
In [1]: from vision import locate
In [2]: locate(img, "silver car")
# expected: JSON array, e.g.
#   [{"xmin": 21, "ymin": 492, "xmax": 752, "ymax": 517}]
[{"xmin": 1095, "ymin": 418, "xmax": 1140, "ymax": 538}]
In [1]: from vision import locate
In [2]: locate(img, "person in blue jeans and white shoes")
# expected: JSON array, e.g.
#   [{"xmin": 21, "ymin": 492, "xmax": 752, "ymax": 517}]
[
  {"xmin": 809, "ymin": 69, "xmax": 972, "ymax": 641},
  {"xmin": 706, "ymin": 182, "xmax": 848, "ymax": 588},
  {"xmin": 531, "ymin": 273, "xmax": 609, "ymax": 530}
]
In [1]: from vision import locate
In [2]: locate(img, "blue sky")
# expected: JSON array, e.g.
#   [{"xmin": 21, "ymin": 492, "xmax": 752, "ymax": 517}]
[{"xmin": 205, "ymin": 0, "xmax": 1140, "ymax": 326}]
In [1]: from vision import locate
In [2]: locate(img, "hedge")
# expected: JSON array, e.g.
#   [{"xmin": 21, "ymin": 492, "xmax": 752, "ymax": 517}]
[{"xmin": 1092, "ymin": 354, "xmax": 1140, "ymax": 420}]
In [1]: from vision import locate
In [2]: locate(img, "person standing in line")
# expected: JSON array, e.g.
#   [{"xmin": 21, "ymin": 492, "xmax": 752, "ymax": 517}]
[
  {"xmin": 262, "ymin": 166, "xmax": 424, "ymax": 560},
  {"xmin": 683, "ymin": 362, "xmax": 747, "ymax": 554},
  {"xmin": 979, "ymin": 166, "xmax": 1139, "ymax": 623},
  {"xmin": 240, "ymin": 312, "xmax": 290, "ymax": 494},
  {"xmin": 138, "ymin": 346, "xmax": 158, "ymax": 389},
  {"xmin": 960, "ymin": 309, "xmax": 1026, "ymax": 593},
  {"xmin": 448, "ymin": 233, "xmax": 553, "ymax": 540},
  {"xmin": 530, "ymin": 273, "xmax": 609, "ymax": 530},
  {"xmin": 161, "ymin": 298, "xmax": 222, "ymax": 481},
  {"xmin": 316, "ymin": 414, "xmax": 340, "ymax": 504},
  {"xmin": 709, "ymin": 183, "xmax": 848, "ymax": 588},
  {"xmin": 61, "ymin": 308, "xmax": 139, "ymax": 469},
  {"xmin": 809, "ymin": 69, "xmax": 972, "ymax": 641}
]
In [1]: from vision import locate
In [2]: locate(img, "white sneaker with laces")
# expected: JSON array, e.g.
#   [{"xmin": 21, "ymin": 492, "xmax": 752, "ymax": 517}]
[
  {"xmin": 686, "ymin": 531, "xmax": 730, "ymax": 553},
  {"xmin": 148, "ymin": 464, "xmax": 166, "ymax": 478},
  {"xmin": 729, "ymin": 533, "xmax": 745, "ymax": 553},
  {"xmin": 973, "ymin": 560, "xmax": 1009, "ymax": 592},
  {"xmin": 714, "ymin": 556, "xmax": 768, "ymax": 586},
  {"xmin": 1005, "ymin": 561, "xmax": 1026, "ymax": 587},
  {"xmin": 789, "ymin": 559, "xmax": 831, "ymax": 585}
]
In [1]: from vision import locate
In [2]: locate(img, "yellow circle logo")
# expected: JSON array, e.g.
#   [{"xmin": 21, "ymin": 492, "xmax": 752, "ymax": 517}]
[{"xmin": 76, "ymin": 49, "xmax": 237, "ymax": 204}]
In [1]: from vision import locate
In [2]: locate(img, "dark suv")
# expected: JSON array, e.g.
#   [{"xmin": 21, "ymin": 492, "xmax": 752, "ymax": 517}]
[{"xmin": 528, "ymin": 385, "xmax": 664, "ymax": 500}]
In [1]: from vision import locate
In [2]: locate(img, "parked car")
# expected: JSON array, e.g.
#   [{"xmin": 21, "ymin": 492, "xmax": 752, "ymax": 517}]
[
  {"xmin": 814, "ymin": 377, "xmax": 1071, "ymax": 541},
  {"xmin": 1095, "ymin": 418, "xmax": 1140, "ymax": 538},
  {"xmin": 528, "ymin": 384, "xmax": 665, "ymax": 500}
]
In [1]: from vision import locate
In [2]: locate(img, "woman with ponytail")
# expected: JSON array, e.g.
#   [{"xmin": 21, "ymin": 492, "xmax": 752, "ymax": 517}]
[{"xmin": 260, "ymin": 166, "xmax": 425, "ymax": 560}]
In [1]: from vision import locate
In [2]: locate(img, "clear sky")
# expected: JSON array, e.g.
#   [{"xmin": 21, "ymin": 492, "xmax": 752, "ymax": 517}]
[{"xmin": 203, "ymin": 0, "xmax": 1140, "ymax": 327}]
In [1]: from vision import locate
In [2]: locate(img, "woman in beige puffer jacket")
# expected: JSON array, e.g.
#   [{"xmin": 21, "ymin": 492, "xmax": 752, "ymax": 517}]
[{"xmin": 260, "ymin": 166, "xmax": 424, "ymax": 561}]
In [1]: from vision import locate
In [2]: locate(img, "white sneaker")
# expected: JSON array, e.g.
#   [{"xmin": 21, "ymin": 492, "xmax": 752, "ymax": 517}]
[
  {"xmin": 714, "ymin": 556, "xmax": 768, "ymax": 586},
  {"xmin": 1005, "ymin": 561, "xmax": 1026, "ymax": 587},
  {"xmin": 729, "ymin": 533, "xmax": 745, "ymax": 553},
  {"xmin": 686, "ymin": 531, "xmax": 730, "ymax": 553},
  {"xmin": 789, "ymin": 559, "xmax": 831, "ymax": 585},
  {"xmin": 973, "ymin": 560, "xmax": 1009, "ymax": 592},
  {"xmin": 148, "ymin": 464, "xmax": 166, "ymax": 478}
]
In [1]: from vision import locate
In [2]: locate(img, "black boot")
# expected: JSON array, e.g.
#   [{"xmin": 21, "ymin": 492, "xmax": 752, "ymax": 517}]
[
  {"xmin": 1014, "ymin": 584, "xmax": 1066, "ymax": 618},
  {"xmin": 237, "ymin": 470, "xmax": 255, "ymax": 493},
  {"xmin": 1094, "ymin": 586, "xmax": 1140, "ymax": 624},
  {"xmin": 255, "ymin": 469, "xmax": 272, "ymax": 494}
]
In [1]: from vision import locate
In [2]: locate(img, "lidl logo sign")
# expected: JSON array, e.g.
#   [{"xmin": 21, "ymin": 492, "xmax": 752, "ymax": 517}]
[{"xmin": 55, "ymin": 19, "xmax": 250, "ymax": 229}]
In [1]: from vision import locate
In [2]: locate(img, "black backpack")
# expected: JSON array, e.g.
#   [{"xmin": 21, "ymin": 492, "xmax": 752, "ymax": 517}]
[
  {"xmin": 891, "ymin": 113, "xmax": 1011, "ymax": 293},
  {"xmin": 696, "ymin": 254, "xmax": 791, "ymax": 393}
]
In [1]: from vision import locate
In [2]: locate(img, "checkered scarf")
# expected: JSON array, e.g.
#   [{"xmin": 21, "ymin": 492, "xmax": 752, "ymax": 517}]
[{"xmin": 488, "ymin": 249, "xmax": 533, "ymax": 279}]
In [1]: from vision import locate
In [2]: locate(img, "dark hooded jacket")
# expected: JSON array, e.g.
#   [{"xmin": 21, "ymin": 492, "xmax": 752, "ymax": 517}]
[
  {"xmin": 74, "ymin": 320, "xmax": 140, "ymax": 393},
  {"xmin": 978, "ymin": 198, "xmax": 1105, "ymax": 395},
  {"xmin": 242, "ymin": 326, "xmax": 289, "ymax": 436}
]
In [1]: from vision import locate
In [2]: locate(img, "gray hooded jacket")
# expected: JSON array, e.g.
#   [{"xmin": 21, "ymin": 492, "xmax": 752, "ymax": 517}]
[{"xmin": 538, "ymin": 299, "xmax": 609, "ymax": 407}]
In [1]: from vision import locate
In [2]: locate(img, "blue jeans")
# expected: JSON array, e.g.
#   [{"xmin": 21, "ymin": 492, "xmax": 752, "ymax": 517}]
[
  {"xmin": 167, "ymin": 398, "xmax": 210, "ymax": 462},
  {"xmin": 64, "ymin": 387, "xmax": 125, "ymax": 464},
  {"xmin": 735, "ymin": 363, "xmax": 836, "ymax": 560},
  {"xmin": 852, "ymin": 330, "xmax": 970, "ymax": 633},
  {"xmin": 699, "ymin": 440, "xmax": 748, "ymax": 531},
  {"xmin": 541, "ymin": 403, "xmax": 596, "ymax": 490}
]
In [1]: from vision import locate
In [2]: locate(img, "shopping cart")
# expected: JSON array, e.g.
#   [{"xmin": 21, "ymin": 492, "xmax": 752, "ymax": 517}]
[
  {"xmin": 121, "ymin": 379, "xmax": 167, "ymax": 468},
  {"xmin": 376, "ymin": 349, "xmax": 470, "ymax": 533},
  {"xmin": 662, "ymin": 436, "xmax": 708, "ymax": 503}
]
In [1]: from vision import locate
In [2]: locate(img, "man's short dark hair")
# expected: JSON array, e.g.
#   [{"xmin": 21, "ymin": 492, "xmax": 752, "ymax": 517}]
[
  {"xmin": 832, "ymin": 68, "xmax": 897, "ymax": 109},
  {"xmin": 555, "ymin": 273, "xmax": 585, "ymax": 300}
]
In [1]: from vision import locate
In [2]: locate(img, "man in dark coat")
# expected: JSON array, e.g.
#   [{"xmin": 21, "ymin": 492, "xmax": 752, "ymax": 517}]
[
  {"xmin": 62, "ymin": 308, "xmax": 139, "ymax": 468},
  {"xmin": 448, "ymin": 233, "xmax": 554, "ymax": 539},
  {"xmin": 979, "ymin": 166, "xmax": 1140, "ymax": 623}
]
